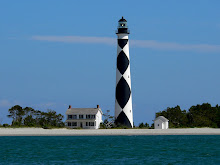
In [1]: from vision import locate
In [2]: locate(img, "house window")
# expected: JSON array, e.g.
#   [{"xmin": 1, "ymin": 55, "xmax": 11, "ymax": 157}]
[
  {"xmin": 90, "ymin": 122, "xmax": 94, "ymax": 126},
  {"xmin": 68, "ymin": 122, "xmax": 71, "ymax": 126},
  {"xmin": 86, "ymin": 122, "xmax": 95, "ymax": 126},
  {"xmin": 68, "ymin": 115, "xmax": 72, "ymax": 119},
  {"xmin": 73, "ymin": 115, "xmax": 77, "ymax": 119},
  {"xmin": 72, "ymin": 122, "xmax": 77, "ymax": 126},
  {"xmin": 86, "ymin": 115, "xmax": 95, "ymax": 119},
  {"xmin": 158, "ymin": 124, "xmax": 159, "ymax": 126},
  {"xmin": 79, "ymin": 115, "xmax": 84, "ymax": 119}
]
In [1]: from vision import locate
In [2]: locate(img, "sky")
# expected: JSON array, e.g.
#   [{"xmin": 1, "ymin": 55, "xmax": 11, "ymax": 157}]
[{"xmin": 1, "ymin": 1, "xmax": 220, "ymax": 126}]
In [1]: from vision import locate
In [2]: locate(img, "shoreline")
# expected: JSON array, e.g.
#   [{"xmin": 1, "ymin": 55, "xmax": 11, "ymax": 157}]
[{"xmin": 0, "ymin": 128, "xmax": 220, "ymax": 136}]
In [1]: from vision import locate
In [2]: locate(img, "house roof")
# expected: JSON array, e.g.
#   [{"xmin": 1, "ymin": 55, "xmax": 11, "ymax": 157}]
[
  {"xmin": 65, "ymin": 108, "xmax": 103, "ymax": 115},
  {"xmin": 154, "ymin": 116, "xmax": 169, "ymax": 122}
]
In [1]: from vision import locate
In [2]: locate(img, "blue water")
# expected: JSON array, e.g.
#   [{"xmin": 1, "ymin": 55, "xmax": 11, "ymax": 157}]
[{"xmin": 0, "ymin": 136, "xmax": 220, "ymax": 164}]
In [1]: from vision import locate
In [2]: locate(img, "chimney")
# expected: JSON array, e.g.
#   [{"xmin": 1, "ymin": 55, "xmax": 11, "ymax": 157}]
[
  {"xmin": 97, "ymin": 105, "xmax": 99, "ymax": 109},
  {"xmin": 69, "ymin": 105, "xmax": 72, "ymax": 109}
]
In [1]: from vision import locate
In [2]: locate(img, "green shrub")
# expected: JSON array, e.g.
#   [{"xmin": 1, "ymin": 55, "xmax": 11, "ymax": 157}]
[{"xmin": 3, "ymin": 124, "xmax": 10, "ymax": 127}]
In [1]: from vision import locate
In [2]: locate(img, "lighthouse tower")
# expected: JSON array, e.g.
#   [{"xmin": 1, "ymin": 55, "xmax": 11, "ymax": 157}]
[{"xmin": 115, "ymin": 17, "xmax": 133, "ymax": 128}]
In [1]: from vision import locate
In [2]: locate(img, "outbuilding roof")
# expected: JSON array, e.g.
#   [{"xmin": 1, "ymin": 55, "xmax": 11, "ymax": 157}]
[
  {"xmin": 65, "ymin": 108, "xmax": 103, "ymax": 115},
  {"xmin": 154, "ymin": 116, "xmax": 169, "ymax": 122}
]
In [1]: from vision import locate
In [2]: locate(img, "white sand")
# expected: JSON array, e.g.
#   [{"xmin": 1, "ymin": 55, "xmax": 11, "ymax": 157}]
[{"xmin": 0, "ymin": 128, "xmax": 220, "ymax": 136}]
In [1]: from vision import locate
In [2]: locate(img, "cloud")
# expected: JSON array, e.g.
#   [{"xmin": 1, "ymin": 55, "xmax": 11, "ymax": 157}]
[
  {"xmin": 31, "ymin": 102, "xmax": 57, "ymax": 110},
  {"xmin": 31, "ymin": 35, "xmax": 220, "ymax": 53},
  {"xmin": 31, "ymin": 36, "xmax": 116, "ymax": 45},
  {"xmin": 0, "ymin": 99, "xmax": 22, "ymax": 108},
  {"xmin": 0, "ymin": 99, "xmax": 11, "ymax": 107},
  {"xmin": 0, "ymin": 100, "xmax": 58, "ymax": 111},
  {"xmin": 131, "ymin": 40, "xmax": 220, "ymax": 52}
]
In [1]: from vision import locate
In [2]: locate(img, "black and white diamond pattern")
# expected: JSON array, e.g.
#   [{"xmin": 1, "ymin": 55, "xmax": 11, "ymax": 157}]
[
  {"xmin": 117, "ymin": 51, "xmax": 129, "ymax": 75},
  {"xmin": 118, "ymin": 39, "xmax": 128, "ymax": 49},
  {"xmin": 116, "ymin": 76, "xmax": 131, "ymax": 109},
  {"xmin": 115, "ymin": 37, "xmax": 133, "ymax": 128}
]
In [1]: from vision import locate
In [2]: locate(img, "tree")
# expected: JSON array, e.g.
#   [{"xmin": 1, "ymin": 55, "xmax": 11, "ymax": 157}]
[
  {"xmin": 7, "ymin": 105, "xmax": 64, "ymax": 128},
  {"xmin": 139, "ymin": 122, "xmax": 144, "ymax": 128},
  {"xmin": 23, "ymin": 115, "xmax": 36, "ymax": 126},
  {"xmin": 138, "ymin": 122, "xmax": 149, "ymax": 128},
  {"xmin": 145, "ymin": 122, "xmax": 149, "ymax": 128},
  {"xmin": 101, "ymin": 110, "xmax": 115, "ymax": 128},
  {"xmin": 150, "ymin": 123, "xmax": 154, "ymax": 129},
  {"xmin": 41, "ymin": 110, "xmax": 64, "ymax": 127},
  {"xmin": 216, "ymin": 108, "xmax": 220, "ymax": 128},
  {"xmin": 156, "ymin": 105, "xmax": 188, "ymax": 128},
  {"xmin": 155, "ymin": 103, "xmax": 220, "ymax": 128},
  {"xmin": 23, "ymin": 107, "xmax": 37, "ymax": 126},
  {"xmin": 7, "ymin": 105, "xmax": 25, "ymax": 126},
  {"xmin": 188, "ymin": 103, "xmax": 215, "ymax": 127}
]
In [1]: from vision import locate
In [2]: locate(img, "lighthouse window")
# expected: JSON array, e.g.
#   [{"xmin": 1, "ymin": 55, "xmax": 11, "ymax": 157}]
[{"xmin": 128, "ymin": 75, "xmax": 129, "ymax": 78}]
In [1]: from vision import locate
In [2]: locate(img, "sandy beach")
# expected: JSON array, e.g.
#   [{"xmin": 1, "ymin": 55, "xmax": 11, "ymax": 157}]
[{"xmin": 0, "ymin": 128, "xmax": 220, "ymax": 136}]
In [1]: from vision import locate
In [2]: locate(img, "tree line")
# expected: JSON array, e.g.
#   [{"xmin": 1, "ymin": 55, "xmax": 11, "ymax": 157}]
[
  {"xmin": 156, "ymin": 103, "xmax": 220, "ymax": 128},
  {"xmin": 101, "ymin": 103, "xmax": 220, "ymax": 129},
  {"xmin": 2, "ymin": 103, "xmax": 220, "ymax": 129},
  {"xmin": 5, "ymin": 105, "xmax": 64, "ymax": 128}
]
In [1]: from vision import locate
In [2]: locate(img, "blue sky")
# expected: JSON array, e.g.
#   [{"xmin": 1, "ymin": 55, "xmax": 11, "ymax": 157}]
[{"xmin": 1, "ymin": 1, "xmax": 220, "ymax": 125}]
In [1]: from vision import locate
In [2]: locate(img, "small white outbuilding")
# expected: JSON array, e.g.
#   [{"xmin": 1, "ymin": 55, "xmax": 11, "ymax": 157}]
[{"xmin": 154, "ymin": 116, "xmax": 169, "ymax": 129}]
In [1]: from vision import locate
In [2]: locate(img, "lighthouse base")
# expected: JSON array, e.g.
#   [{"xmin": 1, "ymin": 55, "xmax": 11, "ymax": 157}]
[{"xmin": 115, "ymin": 111, "xmax": 132, "ymax": 128}]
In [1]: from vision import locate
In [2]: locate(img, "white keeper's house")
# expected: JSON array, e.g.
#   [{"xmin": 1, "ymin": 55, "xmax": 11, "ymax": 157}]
[
  {"xmin": 65, "ymin": 105, "xmax": 103, "ymax": 129},
  {"xmin": 154, "ymin": 116, "xmax": 169, "ymax": 129}
]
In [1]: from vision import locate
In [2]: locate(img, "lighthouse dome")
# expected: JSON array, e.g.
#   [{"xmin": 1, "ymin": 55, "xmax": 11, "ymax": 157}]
[
  {"xmin": 116, "ymin": 16, "xmax": 129, "ymax": 34},
  {"xmin": 118, "ymin": 17, "xmax": 127, "ymax": 22}
]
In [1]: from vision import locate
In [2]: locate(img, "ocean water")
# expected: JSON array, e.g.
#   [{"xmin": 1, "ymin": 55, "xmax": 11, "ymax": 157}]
[{"xmin": 0, "ymin": 136, "xmax": 220, "ymax": 165}]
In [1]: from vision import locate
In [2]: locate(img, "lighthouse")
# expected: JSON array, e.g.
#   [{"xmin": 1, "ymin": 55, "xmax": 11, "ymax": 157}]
[{"xmin": 115, "ymin": 17, "xmax": 133, "ymax": 128}]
